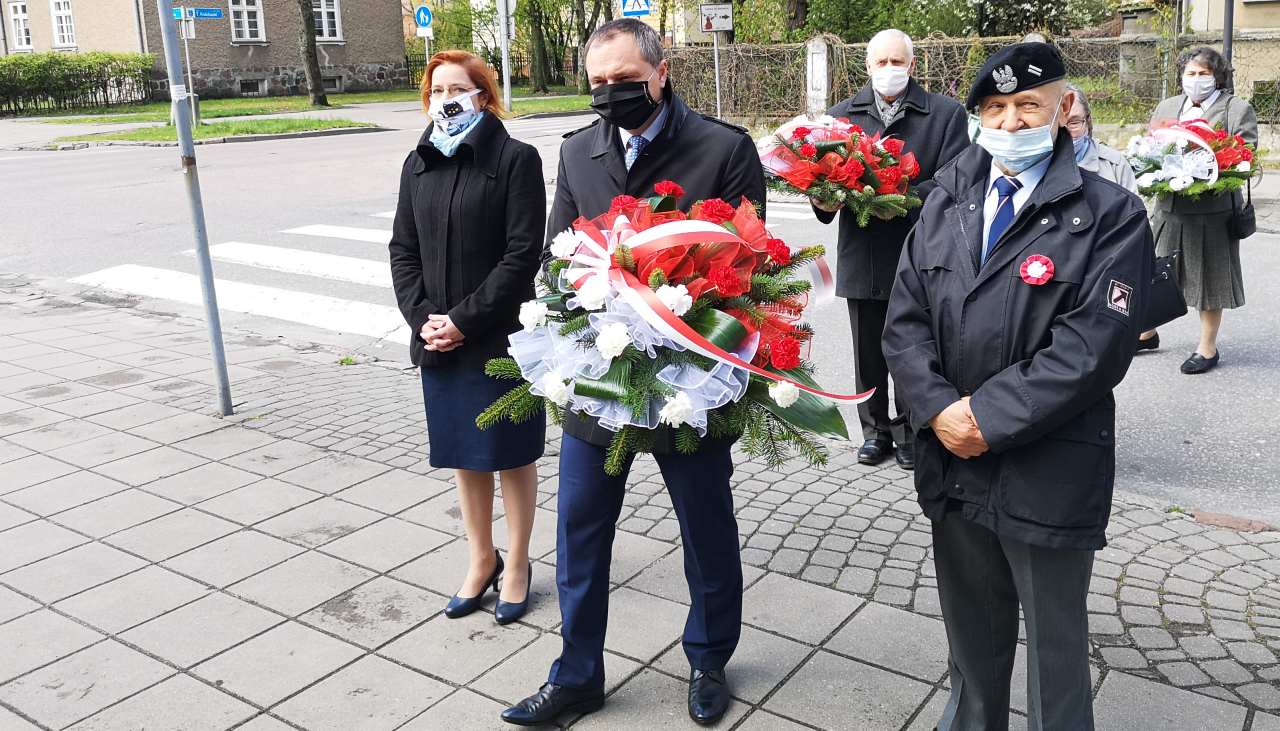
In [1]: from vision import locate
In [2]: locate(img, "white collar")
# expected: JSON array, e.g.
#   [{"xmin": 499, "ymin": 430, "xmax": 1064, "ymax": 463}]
[
  {"xmin": 1182, "ymin": 89, "xmax": 1222, "ymax": 113},
  {"xmin": 986, "ymin": 154, "xmax": 1052, "ymax": 198}
]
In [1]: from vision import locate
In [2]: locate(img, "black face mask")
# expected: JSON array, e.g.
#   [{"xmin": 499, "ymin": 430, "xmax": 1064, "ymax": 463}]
[{"xmin": 590, "ymin": 79, "xmax": 660, "ymax": 130}]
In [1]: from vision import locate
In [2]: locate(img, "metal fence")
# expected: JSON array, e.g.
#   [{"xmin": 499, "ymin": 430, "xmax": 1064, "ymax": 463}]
[
  {"xmin": 0, "ymin": 64, "xmax": 153, "ymax": 116},
  {"xmin": 668, "ymin": 32, "xmax": 1280, "ymax": 128}
]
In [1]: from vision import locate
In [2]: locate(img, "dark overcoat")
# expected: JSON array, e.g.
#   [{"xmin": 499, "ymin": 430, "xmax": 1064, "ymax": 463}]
[
  {"xmin": 389, "ymin": 113, "xmax": 546, "ymax": 368},
  {"xmin": 815, "ymin": 79, "xmax": 970, "ymax": 300},
  {"xmin": 883, "ymin": 130, "xmax": 1154, "ymax": 550}
]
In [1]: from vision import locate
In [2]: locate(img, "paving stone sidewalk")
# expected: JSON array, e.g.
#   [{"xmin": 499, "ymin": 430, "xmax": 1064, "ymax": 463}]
[{"xmin": 1, "ymin": 277, "xmax": 1279, "ymax": 731}]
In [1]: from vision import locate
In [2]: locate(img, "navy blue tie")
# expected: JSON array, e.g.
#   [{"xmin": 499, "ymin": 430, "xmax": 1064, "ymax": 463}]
[
  {"xmin": 625, "ymin": 135, "xmax": 648, "ymax": 170},
  {"xmin": 983, "ymin": 176, "xmax": 1023, "ymax": 265}
]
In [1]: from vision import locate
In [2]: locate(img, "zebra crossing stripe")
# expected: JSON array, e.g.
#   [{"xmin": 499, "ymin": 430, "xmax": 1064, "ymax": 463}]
[
  {"xmin": 69, "ymin": 265, "xmax": 408, "ymax": 341},
  {"xmin": 283, "ymin": 224, "xmax": 392, "ymax": 244},
  {"xmin": 200, "ymin": 242, "xmax": 391, "ymax": 288}
]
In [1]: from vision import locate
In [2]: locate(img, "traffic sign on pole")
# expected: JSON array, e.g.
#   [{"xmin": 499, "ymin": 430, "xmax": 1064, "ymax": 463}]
[
  {"xmin": 699, "ymin": 3, "xmax": 732, "ymax": 32},
  {"xmin": 414, "ymin": 5, "xmax": 432, "ymax": 27},
  {"xmin": 621, "ymin": 0, "xmax": 651, "ymax": 17}
]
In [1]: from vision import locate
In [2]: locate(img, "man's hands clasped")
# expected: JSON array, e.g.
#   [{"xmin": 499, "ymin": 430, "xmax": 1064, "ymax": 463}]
[{"xmin": 930, "ymin": 397, "xmax": 988, "ymax": 459}]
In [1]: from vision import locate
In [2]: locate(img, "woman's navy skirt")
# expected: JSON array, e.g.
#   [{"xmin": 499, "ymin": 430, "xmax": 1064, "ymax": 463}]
[{"xmin": 419, "ymin": 364, "xmax": 545, "ymax": 471}]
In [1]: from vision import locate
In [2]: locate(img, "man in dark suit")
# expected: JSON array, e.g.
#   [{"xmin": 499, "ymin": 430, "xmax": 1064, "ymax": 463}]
[
  {"xmin": 813, "ymin": 29, "xmax": 970, "ymax": 470},
  {"xmin": 884, "ymin": 43, "xmax": 1152, "ymax": 729},
  {"xmin": 500, "ymin": 18, "xmax": 765, "ymax": 728}
]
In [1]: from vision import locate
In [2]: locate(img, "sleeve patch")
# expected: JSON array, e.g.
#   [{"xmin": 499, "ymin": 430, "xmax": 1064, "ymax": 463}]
[{"xmin": 1106, "ymin": 280, "xmax": 1133, "ymax": 317}]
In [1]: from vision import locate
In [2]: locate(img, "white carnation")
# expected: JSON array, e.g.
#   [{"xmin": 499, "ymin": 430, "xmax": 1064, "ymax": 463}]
[
  {"xmin": 769, "ymin": 380, "xmax": 800, "ymax": 408},
  {"xmin": 550, "ymin": 230, "xmax": 579, "ymax": 259},
  {"xmin": 1238, "ymin": 161, "xmax": 1252, "ymax": 172},
  {"xmin": 658, "ymin": 391, "xmax": 695, "ymax": 427},
  {"xmin": 655, "ymin": 284, "xmax": 693, "ymax": 316},
  {"xmin": 1137, "ymin": 172, "xmax": 1159, "ymax": 189},
  {"xmin": 575, "ymin": 277, "xmax": 609, "ymax": 311},
  {"xmin": 1168, "ymin": 175, "xmax": 1193, "ymax": 191},
  {"xmin": 537, "ymin": 372, "xmax": 570, "ymax": 406},
  {"xmin": 518, "ymin": 300, "xmax": 549, "ymax": 332},
  {"xmin": 595, "ymin": 322, "xmax": 632, "ymax": 360}
]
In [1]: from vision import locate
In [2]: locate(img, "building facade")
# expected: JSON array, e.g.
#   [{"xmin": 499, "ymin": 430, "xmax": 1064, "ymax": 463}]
[{"xmin": 1, "ymin": 0, "xmax": 407, "ymax": 98}]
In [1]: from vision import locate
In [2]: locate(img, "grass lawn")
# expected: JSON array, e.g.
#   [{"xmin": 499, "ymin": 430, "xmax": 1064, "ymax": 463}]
[
  {"xmin": 53, "ymin": 117, "xmax": 374, "ymax": 143},
  {"xmin": 37, "ymin": 88, "xmax": 589, "ymax": 125}
]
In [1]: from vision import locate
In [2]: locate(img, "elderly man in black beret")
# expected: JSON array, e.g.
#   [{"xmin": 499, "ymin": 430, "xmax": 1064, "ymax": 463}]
[{"xmin": 884, "ymin": 43, "xmax": 1153, "ymax": 730}]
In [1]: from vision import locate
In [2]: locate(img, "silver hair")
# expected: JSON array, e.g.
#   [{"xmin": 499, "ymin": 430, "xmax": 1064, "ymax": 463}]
[
  {"xmin": 1064, "ymin": 82, "xmax": 1093, "ymax": 135},
  {"xmin": 585, "ymin": 18, "xmax": 665, "ymax": 68},
  {"xmin": 867, "ymin": 29, "xmax": 914, "ymax": 60}
]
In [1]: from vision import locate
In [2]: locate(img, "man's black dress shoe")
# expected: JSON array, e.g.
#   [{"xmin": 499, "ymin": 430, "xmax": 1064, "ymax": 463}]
[
  {"xmin": 443, "ymin": 549, "xmax": 503, "ymax": 619},
  {"xmin": 688, "ymin": 669, "xmax": 730, "ymax": 726},
  {"xmin": 501, "ymin": 683, "xmax": 604, "ymax": 726},
  {"xmin": 894, "ymin": 442, "xmax": 915, "ymax": 470},
  {"xmin": 1136, "ymin": 333, "xmax": 1160, "ymax": 352},
  {"xmin": 1181, "ymin": 351, "xmax": 1220, "ymax": 374},
  {"xmin": 857, "ymin": 438, "xmax": 893, "ymax": 466}
]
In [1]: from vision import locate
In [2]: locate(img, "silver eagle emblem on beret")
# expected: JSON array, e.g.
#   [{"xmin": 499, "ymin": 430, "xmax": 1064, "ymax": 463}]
[{"xmin": 993, "ymin": 65, "xmax": 1017, "ymax": 93}]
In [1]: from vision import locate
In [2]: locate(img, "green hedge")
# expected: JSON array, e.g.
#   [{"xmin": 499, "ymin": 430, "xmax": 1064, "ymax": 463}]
[{"xmin": 0, "ymin": 51, "xmax": 155, "ymax": 116}]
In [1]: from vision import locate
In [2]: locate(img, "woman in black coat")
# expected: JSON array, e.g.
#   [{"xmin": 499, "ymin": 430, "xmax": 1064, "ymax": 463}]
[{"xmin": 389, "ymin": 51, "xmax": 546, "ymax": 625}]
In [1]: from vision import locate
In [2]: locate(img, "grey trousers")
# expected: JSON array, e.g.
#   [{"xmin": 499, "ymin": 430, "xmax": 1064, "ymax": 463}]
[{"xmin": 932, "ymin": 514, "xmax": 1096, "ymax": 731}]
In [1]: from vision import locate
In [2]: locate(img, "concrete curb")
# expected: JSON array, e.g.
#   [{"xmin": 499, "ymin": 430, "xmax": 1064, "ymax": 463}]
[
  {"xmin": 5, "ymin": 124, "xmax": 386, "ymax": 152},
  {"xmin": 516, "ymin": 110, "xmax": 593, "ymax": 120}
]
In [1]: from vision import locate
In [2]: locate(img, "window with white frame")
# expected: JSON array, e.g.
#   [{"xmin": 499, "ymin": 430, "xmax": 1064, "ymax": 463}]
[
  {"xmin": 312, "ymin": 0, "xmax": 340, "ymax": 41},
  {"xmin": 8, "ymin": 2, "xmax": 31, "ymax": 49},
  {"xmin": 229, "ymin": 0, "xmax": 265, "ymax": 42},
  {"xmin": 49, "ymin": 0, "xmax": 74, "ymax": 47}
]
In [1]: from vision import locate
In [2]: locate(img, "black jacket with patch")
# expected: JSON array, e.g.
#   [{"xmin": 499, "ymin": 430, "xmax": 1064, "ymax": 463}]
[{"xmin": 883, "ymin": 130, "xmax": 1154, "ymax": 550}]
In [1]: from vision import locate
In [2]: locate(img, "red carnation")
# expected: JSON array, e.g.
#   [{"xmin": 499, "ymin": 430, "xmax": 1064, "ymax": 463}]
[
  {"xmin": 770, "ymin": 337, "xmax": 802, "ymax": 371},
  {"xmin": 882, "ymin": 137, "xmax": 905, "ymax": 157},
  {"xmin": 708, "ymin": 265, "xmax": 749, "ymax": 297},
  {"xmin": 898, "ymin": 151, "xmax": 920, "ymax": 179},
  {"xmin": 699, "ymin": 198, "xmax": 737, "ymax": 225},
  {"xmin": 798, "ymin": 143, "xmax": 818, "ymax": 159},
  {"xmin": 876, "ymin": 166, "xmax": 905, "ymax": 195},
  {"xmin": 654, "ymin": 180, "xmax": 685, "ymax": 198},
  {"xmin": 610, "ymin": 195, "xmax": 639, "ymax": 212},
  {"xmin": 790, "ymin": 126, "xmax": 811, "ymax": 141},
  {"xmin": 841, "ymin": 157, "xmax": 865, "ymax": 182},
  {"xmin": 766, "ymin": 238, "xmax": 791, "ymax": 266}
]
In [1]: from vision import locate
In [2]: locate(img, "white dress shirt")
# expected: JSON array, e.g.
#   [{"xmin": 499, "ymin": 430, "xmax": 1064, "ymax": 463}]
[
  {"xmin": 981, "ymin": 155, "xmax": 1053, "ymax": 250},
  {"xmin": 1179, "ymin": 89, "xmax": 1221, "ymax": 121}
]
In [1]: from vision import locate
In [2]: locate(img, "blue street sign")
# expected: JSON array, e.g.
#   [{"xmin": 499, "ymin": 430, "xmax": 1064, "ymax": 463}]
[
  {"xmin": 621, "ymin": 0, "xmax": 650, "ymax": 16},
  {"xmin": 172, "ymin": 6, "xmax": 222, "ymax": 19},
  {"xmin": 414, "ymin": 5, "xmax": 432, "ymax": 27}
]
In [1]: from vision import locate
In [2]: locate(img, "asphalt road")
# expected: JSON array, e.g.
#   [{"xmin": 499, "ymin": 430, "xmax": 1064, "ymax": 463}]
[{"xmin": 2, "ymin": 110, "xmax": 1277, "ymax": 523}]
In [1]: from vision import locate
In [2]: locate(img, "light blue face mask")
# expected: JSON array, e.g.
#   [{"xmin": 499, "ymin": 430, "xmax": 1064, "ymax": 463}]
[
  {"xmin": 1072, "ymin": 134, "xmax": 1093, "ymax": 163},
  {"xmin": 970, "ymin": 97, "xmax": 1063, "ymax": 174}
]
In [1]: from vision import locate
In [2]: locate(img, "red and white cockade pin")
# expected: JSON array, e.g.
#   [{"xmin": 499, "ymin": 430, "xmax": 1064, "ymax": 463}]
[{"xmin": 1020, "ymin": 254, "xmax": 1055, "ymax": 286}]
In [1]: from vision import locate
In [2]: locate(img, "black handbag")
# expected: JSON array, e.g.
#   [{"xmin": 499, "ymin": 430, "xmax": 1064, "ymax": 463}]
[
  {"xmin": 1229, "ymin": 181, "xmax": 1256, "ymax": 240},
  {"xmin": 1142, "ymin": 252, "xmax": 1188, "ymax": 331}
]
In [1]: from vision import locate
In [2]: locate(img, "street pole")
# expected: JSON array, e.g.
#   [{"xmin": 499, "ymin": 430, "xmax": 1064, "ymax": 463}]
[
  {"xmin": 498, "ymin": 0, "xmax": 512, "ymax": 112},
  {"xmin": 1222, "ymin": 0, "xmax": 1235, "ymax": 93},
  {"xmin": 154, "ymin": 0, "xmax": 233, "ymax": 416},
  {"xmin": 181, "ymin": 12, "xmax": 200, "ymax": 125},
  {"xmin": 712, "ymin": 30, "xmax": 722, "ymax": 118}
]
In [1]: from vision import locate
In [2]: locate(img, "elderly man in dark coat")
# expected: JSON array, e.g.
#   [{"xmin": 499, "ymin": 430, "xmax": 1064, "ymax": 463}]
[
  {"xmin": 884, "ymin": 43, "xmax": 1153, "ymax": 730},
  {"xmin": 812, "ymin": 28, "xmax": 970, "ymax": 470},
  {"xmin": 501, "ymin": 17, "xmax": 765, "ymax": 729}
]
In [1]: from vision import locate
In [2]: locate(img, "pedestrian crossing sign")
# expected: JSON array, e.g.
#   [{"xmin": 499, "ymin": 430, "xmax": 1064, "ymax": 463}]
[{"xmin": 621, "ymin": 0, "xmax": 651, "ymax": 17}]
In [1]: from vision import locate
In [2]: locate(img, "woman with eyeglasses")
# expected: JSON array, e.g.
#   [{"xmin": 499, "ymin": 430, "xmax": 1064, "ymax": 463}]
[
  {"xmin": 1139, "ymin": 46, "xmax": 1258, "ymax": 372},
  {"xmin": 389, "ymin": 50, "xmax": 546, "ymax": 624},
  {"xmin": 1063, "ymin": 83, "xmax": 1137, "ymax": 194}
]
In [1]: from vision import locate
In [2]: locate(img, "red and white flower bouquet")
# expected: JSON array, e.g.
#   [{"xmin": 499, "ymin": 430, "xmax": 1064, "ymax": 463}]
[
  {"xmin": 478, "ymin": 181, "xmax": 872, "ymax": 475},
  {"xmin": 1126, "ymin": 119, "xmax": 1259, "ymax": 199},
  {"xmin": 758, "ymin": 114, "xmax": 924, "ymax": 226}
]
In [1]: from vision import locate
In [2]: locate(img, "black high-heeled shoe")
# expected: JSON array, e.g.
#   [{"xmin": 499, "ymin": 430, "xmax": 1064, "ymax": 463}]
[
  {"xmin": 495, "ymin": 561, "xmax": 532, "ymax": 625},
  {"xmin": 443, "ymin": 549, "xmax": 503, "ymax": 619}
]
